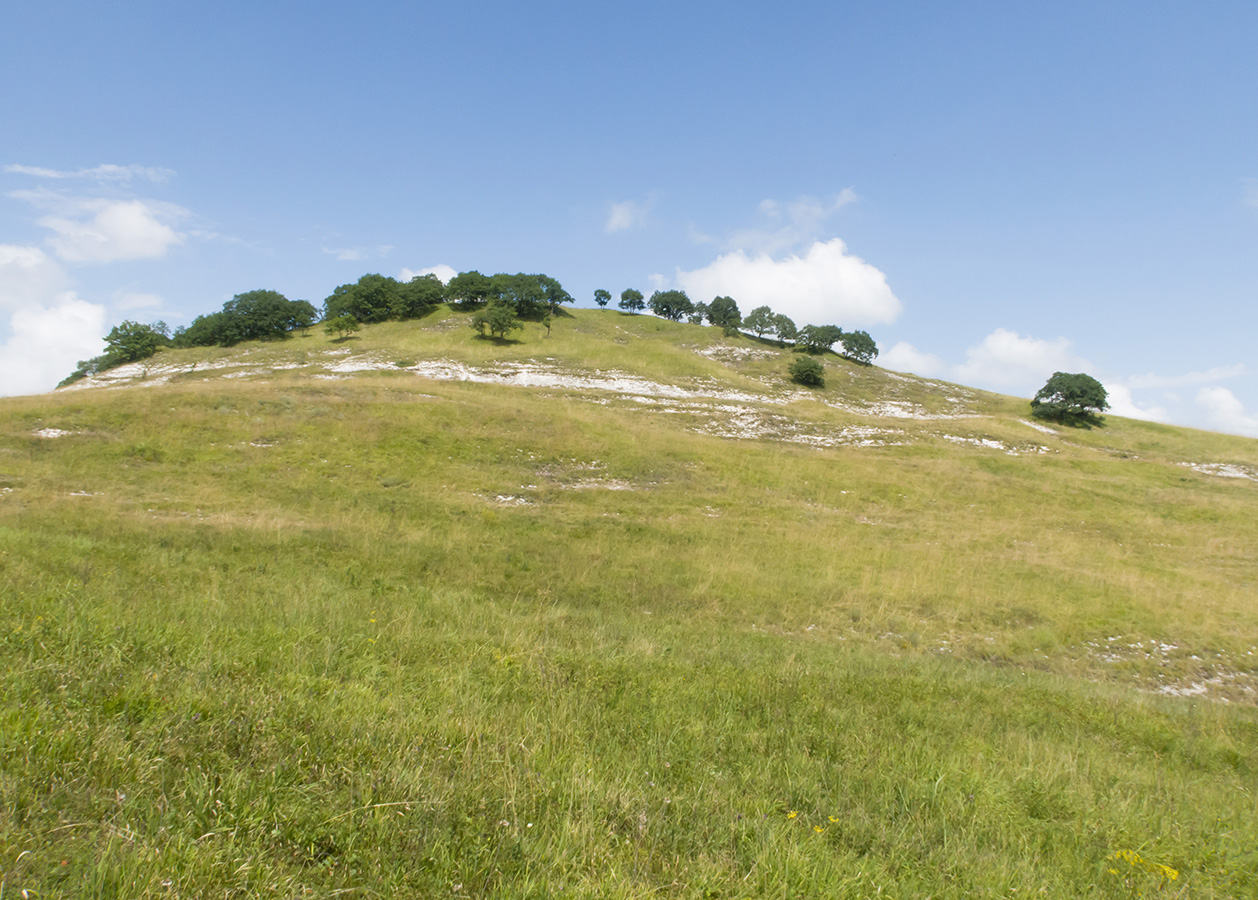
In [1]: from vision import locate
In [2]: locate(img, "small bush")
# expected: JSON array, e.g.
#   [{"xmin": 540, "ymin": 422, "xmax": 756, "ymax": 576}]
[{"xmin": 789, "ymin": 356, "xmax": 825, "ymax": 387}]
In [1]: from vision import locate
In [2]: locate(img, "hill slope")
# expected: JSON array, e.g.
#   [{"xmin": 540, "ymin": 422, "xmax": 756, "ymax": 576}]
[{"xmin": 3, "ymin": 308, "xmax": 1257, "ymax": 897}]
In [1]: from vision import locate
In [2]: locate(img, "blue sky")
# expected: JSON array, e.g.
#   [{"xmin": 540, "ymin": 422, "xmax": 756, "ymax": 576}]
[{"xmin": 3, "ymin": 1, "xmax": 1256, "ymax": 436}]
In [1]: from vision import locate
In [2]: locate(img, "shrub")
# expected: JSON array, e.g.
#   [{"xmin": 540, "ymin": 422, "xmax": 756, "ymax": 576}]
[{"xmin": 789, "ymin": 356, "xmax": 825, "ymax": 387}]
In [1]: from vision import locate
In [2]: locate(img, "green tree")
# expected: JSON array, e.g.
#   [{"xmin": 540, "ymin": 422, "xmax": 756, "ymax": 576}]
[
  {"xmin": 619, "ymin": 288, "xmax": 645, "ymax": 314},
  {"xmin": 648, "ymin": 289, "xmax": 695, "ymax": 321},
  {"xmin": 1031, "ymin": 372, "xmax": 1109, "ymax": 425},
  {"xmin": 392, "ymin": 274, "xmax": 446, "ymax": 319},
  {"xmin": 323, "ymin": 314, "xmax": 360, "ymax": 340},
  {"xmin": 60, "ymin": 319, "xmax": 170, "ymax": 385},
  {"xmin": 688, "ymin": 301, "xmax": 709, "ymax": 325},
  {"xmin": 772, "ymin": 313, "xmax": 797, "ymax": 347},
  {"xmin": 540, "ymin": 275, "xmax": 573, "ymax": 316},
  {"xmin": 839, "ymin": 329, "xmax": 878, "ymax": 365},
  {"xmin": 743, "ymin": 305, "xmax": 775, "ymax": 338},
  {"xmin": 789, "ymin": 356, "xmax": 825, "ymax": 387},
  {"xmin": 322, "ymin": 274, "xmax": 401, "ymax": 324},
  {"xmin": 706, "ymin": 296, "xmax": 742, "ymax": 335},
  {"xmin": 593, "ymin": 289, "xmax": 611, "ymax": 308},
  {"xmin": 103, "ymin": 320, "xmax": 167, "ymax": 364},
  {"xmin": 470, "ymin": 300, "xmax": 524, "ymax": 339},
  {"xmin": 796, "ymin": 324, "xmax": 843, "ymax": 353},
  {"xmin": 222, "ymin": 289, "xmax": 308, "ymax": 342},
  {"xmin": 447, "ymin": 271, "xmax": 492, "ymax": 309}
]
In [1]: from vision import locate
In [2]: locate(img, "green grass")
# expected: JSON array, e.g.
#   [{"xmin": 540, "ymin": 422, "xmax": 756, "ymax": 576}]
[{"xmin": 2, "ymin": 312, "xmax": 1257, "ymax": 897}]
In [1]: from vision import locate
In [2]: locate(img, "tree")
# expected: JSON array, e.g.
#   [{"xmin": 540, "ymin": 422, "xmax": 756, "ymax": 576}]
[
  {"xmin": 648, "ymin": 289, "xmax": 695, "ymax": 321},
  {"xmin": 839, "ymin": 329, "xmax": 878, "ymax": 365},
  {"xmin": 706, "ymin": 296, "xmax": 742, "ymax": 335},
  {"xmin": 104, "ymin": 320, "xmax": 167, "ymax": 364},
  {"xmin": 789, "ymin": 356, "xmax": 825, "ymax": 387},
  {"xmin": 687, "ymin": 302, "xmax": 708, "ymax": 325},
  {"xmin": 324, "ymin": 314, "xmax": 360, "ymax": 340},
  {"xmin": 222, "ymin": 289, "xmax": 310, "ymax": 341},
  {"xmin": 619, "ymin": 288, "xmax": 645, "ymax": 314},
  {"xmin": 322, "ymin": 274, "xmax": 401, "ymax": 324},
  {"xmin": 593, "ymin": 289, "xmax": 611, "ymax": 308},
  {"xmin": 772, "ymin": 313, "xmax": 797, "ymax": 347},
  {"xmin": 60, "ymin": 319, "xmax": 169, "ymax": 385},
  {"xmin": 540, "ymin": 275, "xmax": 573, "ymax": 316},
  {"xmin": 743, "ymin": 305, "xmax": 775, "ymax": 338},
  {"xmin": 290, "ymin": 301, "xmax": 318, "ymax": 334},
  {"xmin": 796, "ymin": 324, "xmax": 843, "ymax": 353},
  {"xmin": 392, "ymin": 274, "xmax": 446, "ymax": 319},
  {"xmin": 447, "ymin": 270, "xmax": 492, "ymax": 309},
  {"xmin": 470, "ymin": 300, "xmax": 524, "ymax": 339},
  {"xmin": 1031, "ymin": 372, "xmax": 1109, "ymax": 425}
]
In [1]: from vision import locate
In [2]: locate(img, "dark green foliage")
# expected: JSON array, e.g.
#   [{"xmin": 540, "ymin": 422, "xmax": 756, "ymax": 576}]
[
  {"xmin": 322, "ymin": 274, "xmax": 401, "ymax": 324},
  {"xmin": 58, "ymin": 320, "xmax": 171, "ymax": 385},
  {"xmin": 593, "ymin": 289, "xmax": 611, "ymax": 307},
  {"xmin": 618, "ymin": 288, "xmax": 645, "ymax": 314},
  {"xmin": 175, "ymin": 291, "xmax": 314, "ymax": 348},
  {"xmin": 789, "ymin": 355, "xmax": 825, "ymax": 386},
  {"xmin": 1031, "ymin": 372, "xmax": 1109, "ymax": 425},
  {"xmin": 105, "ymin": 319, "xmax": 168, "ymax": 363},
  {"xmin": 323, "ymin": 314, "xmax": 360, "ymax": 340},
  {"xmin": 706, "ymin": 296, "xmax": 742, "ymax": 334},
  {"xmin": 839, "ymin": 329, "xmax": 878, "ymax": 365},
  {"xmin": 648, "ymin": 289, "xmax": 695, "ymax": 322},
  {"xmin": 447, "ymin": 271, "xmax": 492, "ymax": 309},
  {"xmin": 687, "ymin": 301, "xmax": 708, "ymax": 324},
  {"xmin": 772, "ymin": 313, "xmax": 797, "ymax": 346},
  {"xmin": 470, "ymin": 299, "xmax": 524, "ymax": 339},
  {"xmin": 796, "ymin": 324, "xmax": 843, "ymax": 353},
  {"xmin": 743, "ymin": 305, "xmax": 775, "ymax": 338},
  {"xmin": 485, "ymin": 273, "xmax": 572, "ymax": 319},
  {"xmin": 391, "ymin": 274, "xmax": 446, "ymax": 319},
  {"xmin": 540, "ymin": 275, "xmax": 573, "ymax": 315}
]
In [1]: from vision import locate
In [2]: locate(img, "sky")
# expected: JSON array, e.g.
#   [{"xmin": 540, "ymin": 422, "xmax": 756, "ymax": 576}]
[{"xmin": 2, "ymin": 0, "xmax": 1256, "ymax": 436}]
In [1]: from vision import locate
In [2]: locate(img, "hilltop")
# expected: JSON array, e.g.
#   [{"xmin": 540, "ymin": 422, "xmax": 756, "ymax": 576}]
[{"xmin": 2, "ymin": 307, "xmax": 1257, "ymax": 897}]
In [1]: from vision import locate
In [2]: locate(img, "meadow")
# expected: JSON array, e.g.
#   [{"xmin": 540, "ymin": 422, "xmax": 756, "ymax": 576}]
[{"xmin": 2, "ymin": 308, "xmax": 1256, "ymax": 897}]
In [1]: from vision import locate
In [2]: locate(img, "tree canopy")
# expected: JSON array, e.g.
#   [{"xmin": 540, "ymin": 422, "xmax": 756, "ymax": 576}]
[
  {"xmin": 593, "ymin": 289, "xmax": 611, "ymax": 308},
  {"xmin": 795, "ymin": 324, "xmax": 843, "ymax": 353},
  {"xmin": 471, "ymin": 299, "xmax": 525, "ymax": 339},
  {"xmin": 176, "ymin": 291, "xmax": 315, "ymax": 347},
  {"xmin": 648, "ymin": 290, "xmax": 695, "ymax": 322},
  {"xmin": 706, "ymin": 296, "xmax": 741, "ymax": 334},
  {"xmin": 1031, "ymin": 372, "xmax": 1109, "ymax": 425},
  {"xmin": 447, "ymin": 271, "xmax": 492, "ymax": 309},
  {"xmin": 772, "ymin": 313, "xmax": 797, "ymax": 346},
  {"xmin": 619, "ymin": 288, "xmax": 645, "ymax": 314},
  {"xmin": 839, "ymin": 330, "xmax": 878, "ymax": 365},
  {"xmin": 743, "ymin": 306, "xmax": 775, "ymax": 338}
]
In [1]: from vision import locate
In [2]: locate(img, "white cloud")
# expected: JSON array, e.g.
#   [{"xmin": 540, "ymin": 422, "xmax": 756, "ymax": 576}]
[
  {"xmin": 953, "ymin": 328, "xmax": 1091, "ymax": 395},
  {"xmin": 4, "ymin": 163, "xmax": 174, "ymax": 183},
  {"xmin": 1196, "ymin": 386, "xmax": 1258, "ymax": 437},
  {"xmin": 36, "ymin": 198, "xmax": 186, "ymax": 263},
  {"xmin": 0, "ymin": 244, "xmax": 67, "ymax": 312},
  {"xmin": 322, "ymin": 244, "xmax": 393, "ymax": 262},
  {"xmin": 0, "ymin": 294, "xmax": 107, "ymax": 397},
  {"xmin": 1125, "ymin": 364, "xmax": 1246, "ymax": 390},
  {"xmin": 726, "ymin": 190, "xmax": 857, "ymax": 255},
  {"xmin": 1102, "ymin": 383, "xmax": 1167, "ymax": 422},
  {"xmin": 880, "ymin": 341, "xmax": 947, "ymax": 378},
  {"xmin": 605, "ymin": 195, "xmax": 656, "ymax": 233},
  {"xmin": 673, "ymin": 238, "xmax": 902, "ymax": 327},
  {"xmin": 400, "ymin": 264, "xmax": 456, "ymax": 284}
]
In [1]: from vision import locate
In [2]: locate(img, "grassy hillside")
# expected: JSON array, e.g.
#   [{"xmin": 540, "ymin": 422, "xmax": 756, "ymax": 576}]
[{"xmin": 3, "ymin": 308, "xmax": 1257, "ymax": 897}]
